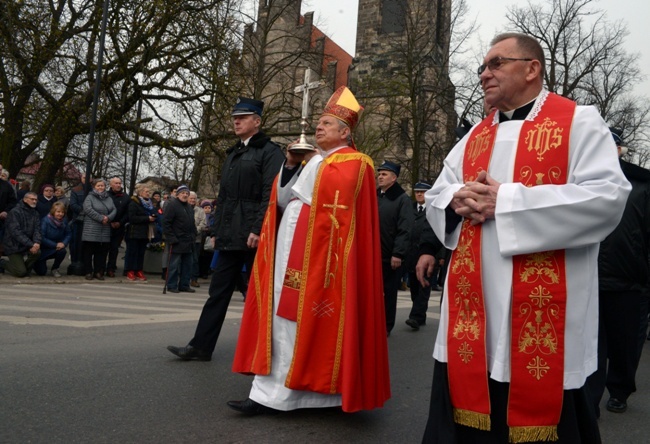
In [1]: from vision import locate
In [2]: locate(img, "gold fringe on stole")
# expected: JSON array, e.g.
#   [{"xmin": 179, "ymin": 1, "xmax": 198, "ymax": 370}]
[
  {"xmin": 508, "ymin": 426, "xmax": 559, "ymax": 443},
  {"xmin": 453, "ymin": 408, "xmax": 491, "ymax": 431}
]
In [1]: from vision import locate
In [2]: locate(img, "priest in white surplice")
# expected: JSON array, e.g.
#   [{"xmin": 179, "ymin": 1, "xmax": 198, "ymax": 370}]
[
  {"xmin": 230, "ymin": 87, "xmax": 390, "ymax": 415},
  {"xmin": 419, "ymin": 33, "xmax": 630, "ymax": 443}
]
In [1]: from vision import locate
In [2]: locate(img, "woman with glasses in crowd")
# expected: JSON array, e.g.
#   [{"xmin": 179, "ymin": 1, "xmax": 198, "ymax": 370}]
[
  {"xmin": 36, "ymin": 184, "xmax": 57, "ymax": 219},
  {"xmin": 124, "ymin": 184, "xmax": 157, "ymax": 282}
]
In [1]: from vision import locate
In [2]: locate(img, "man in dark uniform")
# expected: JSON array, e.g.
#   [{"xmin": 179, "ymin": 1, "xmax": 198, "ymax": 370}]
[
  {"xmin": 167, "ymin": 97, "xmax": 285, "ymax": 361},
  {"xmin": 405, "ymin": 182, "xmax": 443, "ymax": 331},
  {"xmin": 586, "ymin": 128, "xmax": 650, "ymax": 416},
  {"xmin": 377, "ymin": 161, "xmax": 414, "ymax": 336}
]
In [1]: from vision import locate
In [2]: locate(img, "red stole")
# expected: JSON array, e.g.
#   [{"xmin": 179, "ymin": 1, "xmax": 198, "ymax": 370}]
[
  {"xmin": 446, "ymin": 92, "xmax": 576, "ymax": 442},
  {"xmin": 277, "ymin": 204, "xmax": 310, "ymax": 321}
]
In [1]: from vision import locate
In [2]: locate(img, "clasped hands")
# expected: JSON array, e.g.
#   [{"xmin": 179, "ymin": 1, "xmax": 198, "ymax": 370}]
[
  {"xmin": 415, "ymin": 172, "xmax": 500, "ymax": 287},
  {"xmin": 450, "ymin": 171, "xmax": 501, "ymax": 226}
]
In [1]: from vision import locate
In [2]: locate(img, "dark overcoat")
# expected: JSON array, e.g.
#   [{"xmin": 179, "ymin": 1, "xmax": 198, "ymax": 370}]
[{"xmin": 212, "ymin": 131, "xmax": 285, "ymax": 251}]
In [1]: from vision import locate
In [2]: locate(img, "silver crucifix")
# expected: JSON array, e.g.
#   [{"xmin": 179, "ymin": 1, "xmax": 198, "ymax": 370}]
[{"xmin": 290, "ymin": 68, "xmax": 322, "ymax": 153}]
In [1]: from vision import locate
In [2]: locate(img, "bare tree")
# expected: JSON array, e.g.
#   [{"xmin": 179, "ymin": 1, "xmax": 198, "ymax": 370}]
[
  {"xmin": 506, "ymin": 0, "xmax": 650, "ymax": 165},
  {"xmin": 0, "ymin": 0, "xmax": 245, "ymax": 190},
  {"xmin": 353, "ymin": 0, "xmax": 477, "ymax": 187},
  {"xmin": 195, "ymin": 0, "xmax": 341, "ymax": 198}
]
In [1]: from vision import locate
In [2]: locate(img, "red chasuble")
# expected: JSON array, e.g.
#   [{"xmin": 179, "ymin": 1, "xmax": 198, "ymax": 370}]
[
  {"xmin": 446, "ymin": 92, "xmax": 575, "ymax": 442},
  {"xmin": 232, "ymin": 148, "xmax": 391, "ymax": 413}
]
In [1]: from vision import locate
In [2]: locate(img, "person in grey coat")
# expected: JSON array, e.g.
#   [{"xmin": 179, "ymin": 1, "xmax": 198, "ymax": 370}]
[
  {"xmin": 82, "ymin": 179, "xmax": 116, "ymax": 280},
  {"xmin": 377, "ymin": 160, "xmax": 414, "ymax": 335}
]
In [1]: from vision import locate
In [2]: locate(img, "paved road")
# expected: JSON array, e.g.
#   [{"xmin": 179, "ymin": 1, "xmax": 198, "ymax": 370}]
[{"xmin": 1, "ymin": 275, "xmax": 648, "ymax": 443}]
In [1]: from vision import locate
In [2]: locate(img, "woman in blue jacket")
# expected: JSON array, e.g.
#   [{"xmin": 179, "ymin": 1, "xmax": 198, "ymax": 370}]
[{"xmin": 34, "ymin": 201, "xmax": 71, "ymax": 277}]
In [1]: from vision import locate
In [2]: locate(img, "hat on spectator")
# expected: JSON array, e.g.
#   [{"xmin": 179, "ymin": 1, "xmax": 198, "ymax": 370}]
[
  {"xmin": 176, "ymin": 185, "xmax": 190, "ymax": 195},
  {"xmin": 377, "ymin": 161, "xmax": 401, "ymax": 177},
  {"xmin": 413, "ymin": 182, "xmax": 432, "ymax": 191},
  {"xmin": 200, "ymin": 200, "xmax": 212, "ymax": 208},
  {"xmin": 231, "ymin": 97, "xmax": 264, "ymax": 117}
]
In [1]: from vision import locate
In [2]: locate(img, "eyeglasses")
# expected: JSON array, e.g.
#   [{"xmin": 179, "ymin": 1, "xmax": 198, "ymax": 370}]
[{"xmin": 478, "ymin": 56, "xmax": 533, "ymax": 76}]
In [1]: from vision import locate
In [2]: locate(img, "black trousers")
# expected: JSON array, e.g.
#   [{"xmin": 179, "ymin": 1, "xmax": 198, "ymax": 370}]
[
  {"xmin": 124, "ymin": 238, "xmax": 147, "ymax": 272},
  {"xmin": 106, "ymin": 226, "xmax": 125, "ymax": 272},
  {"xmin": 422, "ymin": 360, "xmax": 601, "ymax": 444},
  {"xmin": 586, "ymin": 290, "xmax": 649, "ymax": 412},
  {"xmin": 189, "ymin": 249, "xmax": 256, "ymax": 353},
  {"xmin": 383, "ymin": 262, "xmax": 402, "ymax": 334},
  {"xmin": 408, "ymin": 270, "xmax": 432, "ymax": 325},
  {"xmin": 82, "ymin": 241, "xmax": 110, "ymax": 274}
]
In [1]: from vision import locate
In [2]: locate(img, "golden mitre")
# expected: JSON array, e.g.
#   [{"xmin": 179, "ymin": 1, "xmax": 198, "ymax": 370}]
[{"xmin": 322, "ymin": 86, "xmax": 363, "ymax": 130}]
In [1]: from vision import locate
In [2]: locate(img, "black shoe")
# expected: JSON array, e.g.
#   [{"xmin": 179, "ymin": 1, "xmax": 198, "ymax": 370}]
[
  {"xmin": 179, "ymin": 287, "xmax": 196, "ymax": 293},
  {"xmin": 606, "ymin": 397, "xmax": 627, "ymax": 413},
  {"xmin": 432, "ymin": 285, "xmax": 442, "ymax": 291},
  {"xmin": 227, "ymin": 398, "xmax": 277, "ymax": 415},
  {"xmin": 167, "ymin": 288, "xmax": 179, "ymax": 293},
  {"xmin": 166, "ymin": 345, "xmax": 212, "ymax": 361},
  {"xmin": 405, "ymin": 318, "xmax": 420, "ymax": 330}
]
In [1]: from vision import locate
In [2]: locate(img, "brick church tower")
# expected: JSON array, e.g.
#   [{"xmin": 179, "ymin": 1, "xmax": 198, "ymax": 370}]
[
  {"xmin": 351, "ymin": 0, "xmax": 457, "ymax": 186},
  {"xmin": 238, "ymin": 0, "xmax": 353, "ymax": 139}
]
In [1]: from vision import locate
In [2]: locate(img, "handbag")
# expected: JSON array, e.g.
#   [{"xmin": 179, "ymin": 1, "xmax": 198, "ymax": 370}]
[{"xmin": 203, "ymin": 235, "xmax": 215, "ymax": 252}]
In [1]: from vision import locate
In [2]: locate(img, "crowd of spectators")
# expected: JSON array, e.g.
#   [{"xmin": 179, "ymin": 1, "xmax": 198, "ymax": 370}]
[{"xmin": 0, "ymin": 169, "xmax": 216, "ymax": 282}]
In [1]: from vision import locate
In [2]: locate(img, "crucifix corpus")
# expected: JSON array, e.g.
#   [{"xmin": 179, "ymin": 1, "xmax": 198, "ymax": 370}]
[{"xmin": 289, "ymin": 68, "xmax": 323, "ymax": 153}]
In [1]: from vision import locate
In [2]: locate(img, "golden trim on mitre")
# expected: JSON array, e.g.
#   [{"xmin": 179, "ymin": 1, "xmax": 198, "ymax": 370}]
[{"xmin": 323, "ymin": 86, "xmax": 363, "ymax": 130}]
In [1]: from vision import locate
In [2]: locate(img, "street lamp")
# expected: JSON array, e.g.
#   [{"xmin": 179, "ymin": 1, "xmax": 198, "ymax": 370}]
[{"xmin": 68, "ymin": 0, "xmax": 111, "ymax": 276}]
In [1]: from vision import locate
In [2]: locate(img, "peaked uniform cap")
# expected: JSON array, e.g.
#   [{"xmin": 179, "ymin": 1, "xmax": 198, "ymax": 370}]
[
  {"xmin": 377, "ymin": 161, "xmax": 401, "ymax": 177},
  {"xmin": 413, "ymin": 182, "xmax": 432, "ymax": 191},
  {"xmin": 609, "ymin": 127, "xmax": 624, "ymax": 146},
  {"xmin": 322, "ymin": 86, "xmax": 363, "ymax": 130},
  {"xmin": 232, "ymin": 97, "xmax": 264, "ymax": 117}
]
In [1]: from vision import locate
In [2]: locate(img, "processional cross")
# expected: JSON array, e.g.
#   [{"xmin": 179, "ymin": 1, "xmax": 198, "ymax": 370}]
[{"xmin": 290, "ymin": 68, "xmax": 322, "ymax": 153}]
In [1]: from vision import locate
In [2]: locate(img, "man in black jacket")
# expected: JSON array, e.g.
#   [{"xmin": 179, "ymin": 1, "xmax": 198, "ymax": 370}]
[
  {"xmin": 167, "ymin": 97, "xmax": 285, "ymax": 361},
  {"xmin": 586, "ymin": 128, "xmax": 650, "ymax": 416},
  {"xmin": 162, "ymin": 184, "xmax": 196, "ymax": 293},
  {"xmin": 0, "ymin": 163, "xmax": 18, "ymax": 248},
  {"xmin": 106, "ymin": 176, "xmax": 131, "ymax": 277},
  {"xmin": 377, "ymin": 161, "xmax": 414, "ymax": 336},
  {"xmin": 404, "ymin": 182, "xmax": 443, "ymax": 331},
  {"xmin": 2, "ymin": 192, "xmax": 41, "ymax": 276}
]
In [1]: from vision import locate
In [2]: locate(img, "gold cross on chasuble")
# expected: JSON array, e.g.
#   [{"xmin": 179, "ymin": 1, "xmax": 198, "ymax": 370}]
[{"xmin": 322, "ymin": 190, "xmax": 349, "ymax": 288}]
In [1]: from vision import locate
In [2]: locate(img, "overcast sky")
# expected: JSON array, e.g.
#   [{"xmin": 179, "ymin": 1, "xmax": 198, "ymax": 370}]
[{"xmin": 302, "ymin": 0, "xmax": 650, "ymax": 98}]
